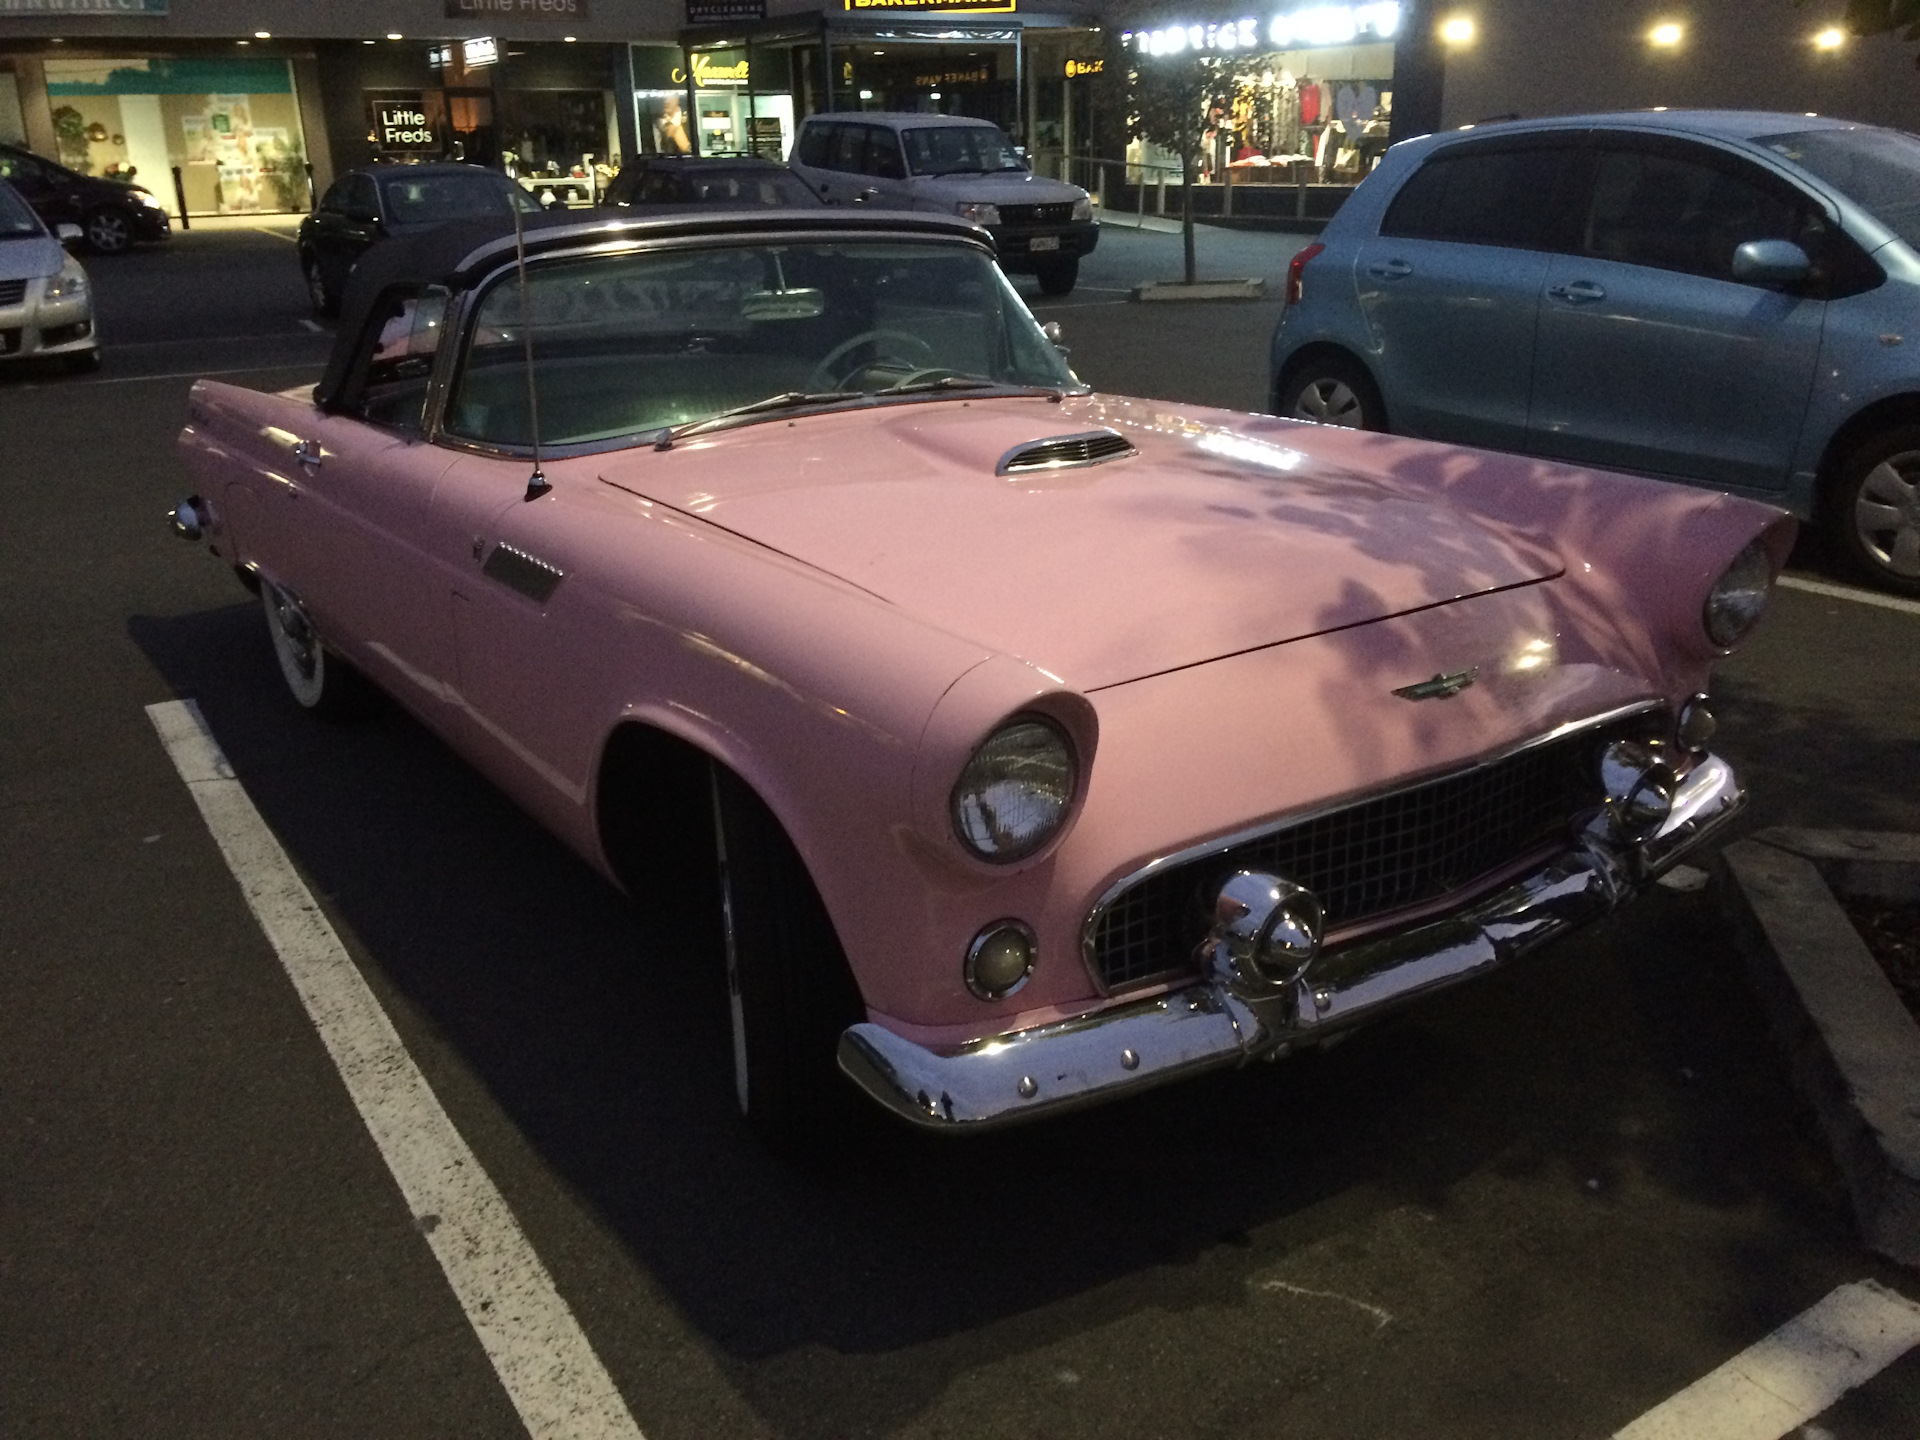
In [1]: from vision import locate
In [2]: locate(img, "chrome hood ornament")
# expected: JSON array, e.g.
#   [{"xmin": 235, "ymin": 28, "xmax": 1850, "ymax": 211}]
[{"xmin": 1393, "ymin": 667, "xmax": 1479, "ymax": 701}]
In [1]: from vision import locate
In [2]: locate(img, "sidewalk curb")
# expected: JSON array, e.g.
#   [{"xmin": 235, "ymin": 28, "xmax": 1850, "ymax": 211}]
[
  {"xmin": 1717, "ymin": 829, "xmax": 1920, "ymax": 1269},
  {"xmin": 1131, "ymin": 278, "xmax": 1268, "ymax": 302}
]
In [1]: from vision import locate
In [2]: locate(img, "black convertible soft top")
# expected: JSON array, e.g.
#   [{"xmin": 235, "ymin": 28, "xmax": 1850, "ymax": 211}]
[{"xmin": 313, "ymin": 207, "xmax": 991, "ymax": 412}]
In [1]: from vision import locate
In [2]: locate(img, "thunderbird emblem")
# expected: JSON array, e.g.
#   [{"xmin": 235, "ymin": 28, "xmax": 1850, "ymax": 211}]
[{"xmin": 1393, "ymin": 668, "xmax": 1479, "ymax": 701}]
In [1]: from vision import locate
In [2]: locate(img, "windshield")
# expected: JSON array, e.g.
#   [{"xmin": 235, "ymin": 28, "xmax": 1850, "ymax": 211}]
[
  {"xmin": 444, "ymin": 240, "xmax": 1077, "ymax": 449},
  {"xmin": 903, "ymin": 126, "xmax": 1026, "ymax": 176},
  {"xmin": 685, "ymin": 170, "xmax": 818, "ymax": 205},
  {"xmin": 1760, "ymin": 127, "xmax": 1920, "ymax": 250},
  {"xmin": 379, "ymin": 173, "xmax": 538, "ymax": 224},
  {"xmin": 0, "ymin": 183, "xmax": 41, "ymax": 239}
]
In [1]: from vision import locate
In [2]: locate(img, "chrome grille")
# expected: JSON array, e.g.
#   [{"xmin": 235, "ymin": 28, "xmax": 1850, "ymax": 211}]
[
  {"xmin": 997, "ymin": 429, "xmax": 1135, "ymax": 475},
  {"xmin": 1087, "ymin": 720, "xmax": 1641, "ymax": 991},
  {"xmin": 998, "ymin": 202, "xmax": 1077, "ymax": 226},
  {"xmin": 0, "ymin": 279, "xmax": 27, "ymax": 307}
]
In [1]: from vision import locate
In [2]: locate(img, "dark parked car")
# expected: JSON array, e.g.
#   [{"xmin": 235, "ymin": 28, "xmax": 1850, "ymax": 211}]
[
  {"xmin": 598, "ymin": 156, "xmax": 822, "ymax": 210},
  {"xmin": 0, "ymin": 142, "xmax": 171, "ymax": 255},
  {"xmin": 298, "ymin": 163, "xmax": 538, "ymax": 317}
]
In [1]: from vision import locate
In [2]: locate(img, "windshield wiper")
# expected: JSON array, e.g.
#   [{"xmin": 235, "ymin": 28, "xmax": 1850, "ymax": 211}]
[
  {"xmin": 871, "ymin": 375, "xmax": 1071, "ymax": 401},
  {"xmin": 655, "ymin": 390, "xmax": 862, "ymax": 449}
]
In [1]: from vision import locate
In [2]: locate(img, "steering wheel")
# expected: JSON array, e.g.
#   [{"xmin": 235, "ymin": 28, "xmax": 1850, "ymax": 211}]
[{"xmin": 806, "ymin": 329, "xmax": 938, "ymax": 390}]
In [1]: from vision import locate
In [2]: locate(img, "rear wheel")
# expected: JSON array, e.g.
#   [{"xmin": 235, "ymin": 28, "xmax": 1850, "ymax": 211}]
[
  {"xmin": 262, "ymin": 580, "xmax": 365, "ymax": 717},
  {"xmin": 1824, "ymin": 426, "xmax": 1920, "ymax": 596},
  {"xmin": 84, "ymin": 208, "xmax": 133, "ymax": 255},
  {"xmin": 1275, "ymin": 353, "xmax": 1384, "ymax": 430},
  {"xmin": 710, "ymin": 765, "xmax": 867, "ymax": 1150},
  {"xmin": 303, "ymin": 253, "xmax": 339, "ymax": 318},
  {"xmin": 1035, "ymin": 257, "xmax": 1079, "ymax": 297}
]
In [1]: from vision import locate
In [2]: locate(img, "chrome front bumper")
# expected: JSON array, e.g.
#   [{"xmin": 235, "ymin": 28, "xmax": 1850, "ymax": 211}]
[{"xmin": 838, "ymin": 753, "xmax": 1743, "ymax": 1131}]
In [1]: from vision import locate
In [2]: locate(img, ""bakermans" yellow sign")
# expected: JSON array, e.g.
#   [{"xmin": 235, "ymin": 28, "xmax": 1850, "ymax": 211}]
[{"xmin": 844, "ymin": 0, "xmax": 1016, "ymax": 13}]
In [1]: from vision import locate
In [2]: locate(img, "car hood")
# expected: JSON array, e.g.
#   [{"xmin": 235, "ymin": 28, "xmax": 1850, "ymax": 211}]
[
  {"xmin": 0, "ymin": 234, "xmax": 62, "ymax": 282},
  {"xmin": 908, "ymin": 171, "xmax": 1087, "ymax": 205},
  {"xmin": 598, "ymin": 396, "xmax": 1562, "ymax": 690}
]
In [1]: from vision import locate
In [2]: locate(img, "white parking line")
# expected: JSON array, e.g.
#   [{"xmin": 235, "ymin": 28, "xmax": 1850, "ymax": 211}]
[
  {"xmin": 1612, "ymin": 1280, "xmax": 1920, "ymax": 1440},
  {"xmin": 1779, "ymin": 574, "xmax": 1920, "ymax": 617},
  {"xmin": 146, "ymin": 699, "xmax": 644, "ymax": 1440}
]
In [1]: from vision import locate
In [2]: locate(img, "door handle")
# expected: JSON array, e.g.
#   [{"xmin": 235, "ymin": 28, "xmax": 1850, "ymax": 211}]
[
  {"xmin": 853, "ymin": 187, "xmax": 880, "ymax": 204},
  {"xmin": 292, "ymin": 439, "xmax": 323, "ymax": 469},
  {"xmin": 1367, "ymin": 258, "xmax": 1413, "ymax": 279},
  {"xmin": 1547, "ymin": 280, "xmax": 1606, "ymax": 304}
]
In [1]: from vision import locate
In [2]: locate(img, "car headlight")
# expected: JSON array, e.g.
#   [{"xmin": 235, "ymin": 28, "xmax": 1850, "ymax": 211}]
[
  {"xmin": 1704, "ymin": 539, "xmax": 1773, "ymax": 649},
  {"xmin": 44, "ymin": 262, "xmax": 87, "ymax": 301},
  {"xmin": 135, "ymin": 189, "xmax": 164, "ymax": 209},
  {"xmin": 1071, "ymin": 195, "xmax": 1092, "ymax": 222},
  {"xmin": 951, "ymin": 716, "xmax": 1076, "ymax": 862},
  {"xmin": 954, "ymin": 201, "xmax": 1001, "ymax": 225}
]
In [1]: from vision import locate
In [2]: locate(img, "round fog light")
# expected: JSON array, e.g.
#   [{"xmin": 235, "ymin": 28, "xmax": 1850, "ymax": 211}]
[
  {"xmin": 1676, "ymin": 695, "xmax": 1716, "ymax": 753},
  {"xmin": 965, "ymin": 921, "xmax": 1036, "ymax": 1000}
]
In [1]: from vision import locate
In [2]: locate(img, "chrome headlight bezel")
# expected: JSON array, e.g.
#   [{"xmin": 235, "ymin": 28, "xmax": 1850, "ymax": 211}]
[
  {"xmin": 1703, "ymin": 539, "xmax": 1774, "ymax": 650},
  {"xmin": 44, "ymin": 261, "xmax": 88, "ymax": 302},
  {"xmin": 949, "ymin": 714, "xmax": 1078, "ymax": 864}
]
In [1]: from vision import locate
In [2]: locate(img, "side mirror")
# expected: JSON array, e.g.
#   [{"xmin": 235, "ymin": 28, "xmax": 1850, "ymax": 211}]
[
  {"xmin": 1732, "ymin": 238, "xmax": 1812, "ymax": 286},
  {"xmin": 54, "ymin": 221, "xmax": 82, "ymax": 247},
  {"xmin": 1042, "ymin": 319, "xmax": 1070, "ymax": 355}
]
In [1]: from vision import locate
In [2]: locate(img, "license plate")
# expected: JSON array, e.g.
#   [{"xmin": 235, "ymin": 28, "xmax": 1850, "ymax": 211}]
[{"xmin": 1029, "ymin": 235, "xmax": 1060, "ymax": 252}]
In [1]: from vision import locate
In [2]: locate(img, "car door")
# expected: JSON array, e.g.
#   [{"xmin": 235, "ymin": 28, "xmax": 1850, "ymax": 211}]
[
  {"xmin": 856, "ymin": 126, "xmax": 911, "ymax": 208},
  {"xmin": 1526, "ymin": 133, "xmax": 1827, "ymax": 495},
  {"xmin": 790, "ymin": 121, "xmax": 843, "ymax": 202},
  {"xmin": 0, "ymin": 151, "xmax": 78, "ymax": 230},
  {"xmin": 1354, "ymin": 133, "xmax": 1584, "ymax": 451},
  {"xmin": 265, "ymin": 287, "xmax": 464, "ymax": 712}
]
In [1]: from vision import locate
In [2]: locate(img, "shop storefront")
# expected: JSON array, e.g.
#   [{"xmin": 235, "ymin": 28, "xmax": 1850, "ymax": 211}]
[
  {"xmin": 1117, "ymin": 0, "xmax": 1401, "ymax": 201},
  {"xmin": 33, "ymin": 52, "xmax": 310, "ymax": 215},
  {"xmin": 660, "ymin": 4, "xmax": 1101, "ymax": 167},
  {"xmin": 318, "ymin": 37, "xmax": 625, "ymax": 185}
]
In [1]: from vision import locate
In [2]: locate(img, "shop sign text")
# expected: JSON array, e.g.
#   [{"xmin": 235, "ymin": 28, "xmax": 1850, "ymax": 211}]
[
  {"xmin": 844, "ymin": 0, "xmax": 1016, "ymax": 14},
  {"xmin": 462, "ymin": 36, "xmax": 500, "ymax": 67},
  {"xmin": 914, "ymin": 64, "xmax": 991, "ymax": 86},
  {"xmin": 686, "ymin": 0, "xmax": 765, "ymax": 23},
  {"xmin": 373, "ymin": 102, "xmax": 440, "ymax": 151},
  {"xmin": 674, "ymin": 53, "xmax": 750, "ymax": 87},
  {"xmin": 1125, "ymin": 2, "xmax": 1399, "ymax": 56},
  {"xmin": 443, "ymin": 0, "xmax": 588, "ymax": 20},
  {"xmin": 1065, "ymin": 57, "xmax": 1103, "ymax": 77},
  {"xmin": 0, "ymin": 0, "xmax": 167, "ymax": 11}
]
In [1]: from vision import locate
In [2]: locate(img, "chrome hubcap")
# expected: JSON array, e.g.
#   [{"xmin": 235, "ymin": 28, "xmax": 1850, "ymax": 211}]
[
  {"xmin": 89, "ymin": 214, "xmax": 129, "ymax": 248},
  {"xmin": 1294, "ymin": 378, "xmax": 1363, "ymax": 427},
  {"xmin": 270, "ymin": 588, "xmax": 318, "ymax": 680},
  {"xmin": 1855, "ymin": 455, "xmax": 1920, "ymax": 579},
  {"xmin": 305, "ymin": 262, "xmax": 326, "ymax": 307}
]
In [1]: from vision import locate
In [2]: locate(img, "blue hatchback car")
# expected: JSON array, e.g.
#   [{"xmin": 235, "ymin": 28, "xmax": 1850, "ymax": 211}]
[{"xmin": 1270, "ymin": 110, "xmax": 1920, "ymax": 594}]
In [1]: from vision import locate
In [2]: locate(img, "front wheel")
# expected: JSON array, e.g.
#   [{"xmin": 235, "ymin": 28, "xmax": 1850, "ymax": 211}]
[
  {"xmin": 84, "ymin": 208, "xmax": 133, "ymax": 255},
  {"xmin": 1825, "ymin": 427, "xmax": 1920, "ymax": 596},
  {"xmin": 711, "ymin": 766, "xmax": 867, "ymax": 1149},
  {"xmin": 262, "ymin": 580, "xmax": 365, "ymax": 717},
  {"xmin": 1035, "ymin": 257, "xmax": 1079, "ymax": 297},
  {"xmin": 1275, "ymin": 354, "xmax": 1384, "ymax": 430},
  {"xmin": 302, "ymin": 253, "xmax": 339, "ymax": 318}
]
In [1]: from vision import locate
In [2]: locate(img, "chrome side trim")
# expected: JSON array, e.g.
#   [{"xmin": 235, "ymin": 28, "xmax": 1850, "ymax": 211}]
[
  {"xmin": 1077, "ymin": 700, "xmax": 1665, "ymax": 991},
  {"xmin": 840, "ymin": 746, "xmax": 1741, "ymax": 1132}
]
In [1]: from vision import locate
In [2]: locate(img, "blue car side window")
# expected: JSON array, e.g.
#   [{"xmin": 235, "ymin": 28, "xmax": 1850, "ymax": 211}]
[{"xmin": 1380, "ymin": 143, "xmax": 1575, "ymax": 251}]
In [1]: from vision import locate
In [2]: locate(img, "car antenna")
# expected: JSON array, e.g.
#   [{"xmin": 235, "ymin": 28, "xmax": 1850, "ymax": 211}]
[{"xmin": 510, "ymin": 197, "xmax": 551, "ymax": 501}]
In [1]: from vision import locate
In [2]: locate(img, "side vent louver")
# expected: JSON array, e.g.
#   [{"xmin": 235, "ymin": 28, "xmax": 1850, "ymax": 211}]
[{"xmin": 996, "ymin": 429, "xmax": 1137, "ymax": 476}]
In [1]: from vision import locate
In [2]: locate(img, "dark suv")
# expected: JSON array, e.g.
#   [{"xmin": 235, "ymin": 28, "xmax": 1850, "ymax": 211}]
[{"xmin": 0, "ymin": 142, "xmax": 172, "ymax": 254}]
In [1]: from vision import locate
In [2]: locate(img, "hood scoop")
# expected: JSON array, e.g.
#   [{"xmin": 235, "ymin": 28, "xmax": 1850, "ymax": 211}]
[{"xmin": 996, "ymin": 428, "xmax": 1136, "ymax": 476}]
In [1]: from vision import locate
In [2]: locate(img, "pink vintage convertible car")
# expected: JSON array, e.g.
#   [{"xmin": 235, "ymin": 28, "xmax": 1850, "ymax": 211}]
[{"xmin": 172, "ymin": 209, "xmax": 1792, "ymax": 1142}]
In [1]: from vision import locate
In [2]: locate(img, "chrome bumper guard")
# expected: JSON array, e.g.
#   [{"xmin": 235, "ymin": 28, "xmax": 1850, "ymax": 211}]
[{"xmin": 838, "ymin": 753, "xmax": 1742, "ymax": 1131}]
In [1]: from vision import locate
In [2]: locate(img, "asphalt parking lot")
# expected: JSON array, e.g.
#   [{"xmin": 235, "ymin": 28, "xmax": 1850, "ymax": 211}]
[{"xmin": 2, "ymin": 219, "xmax": 1918, "ymax": 1439}]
